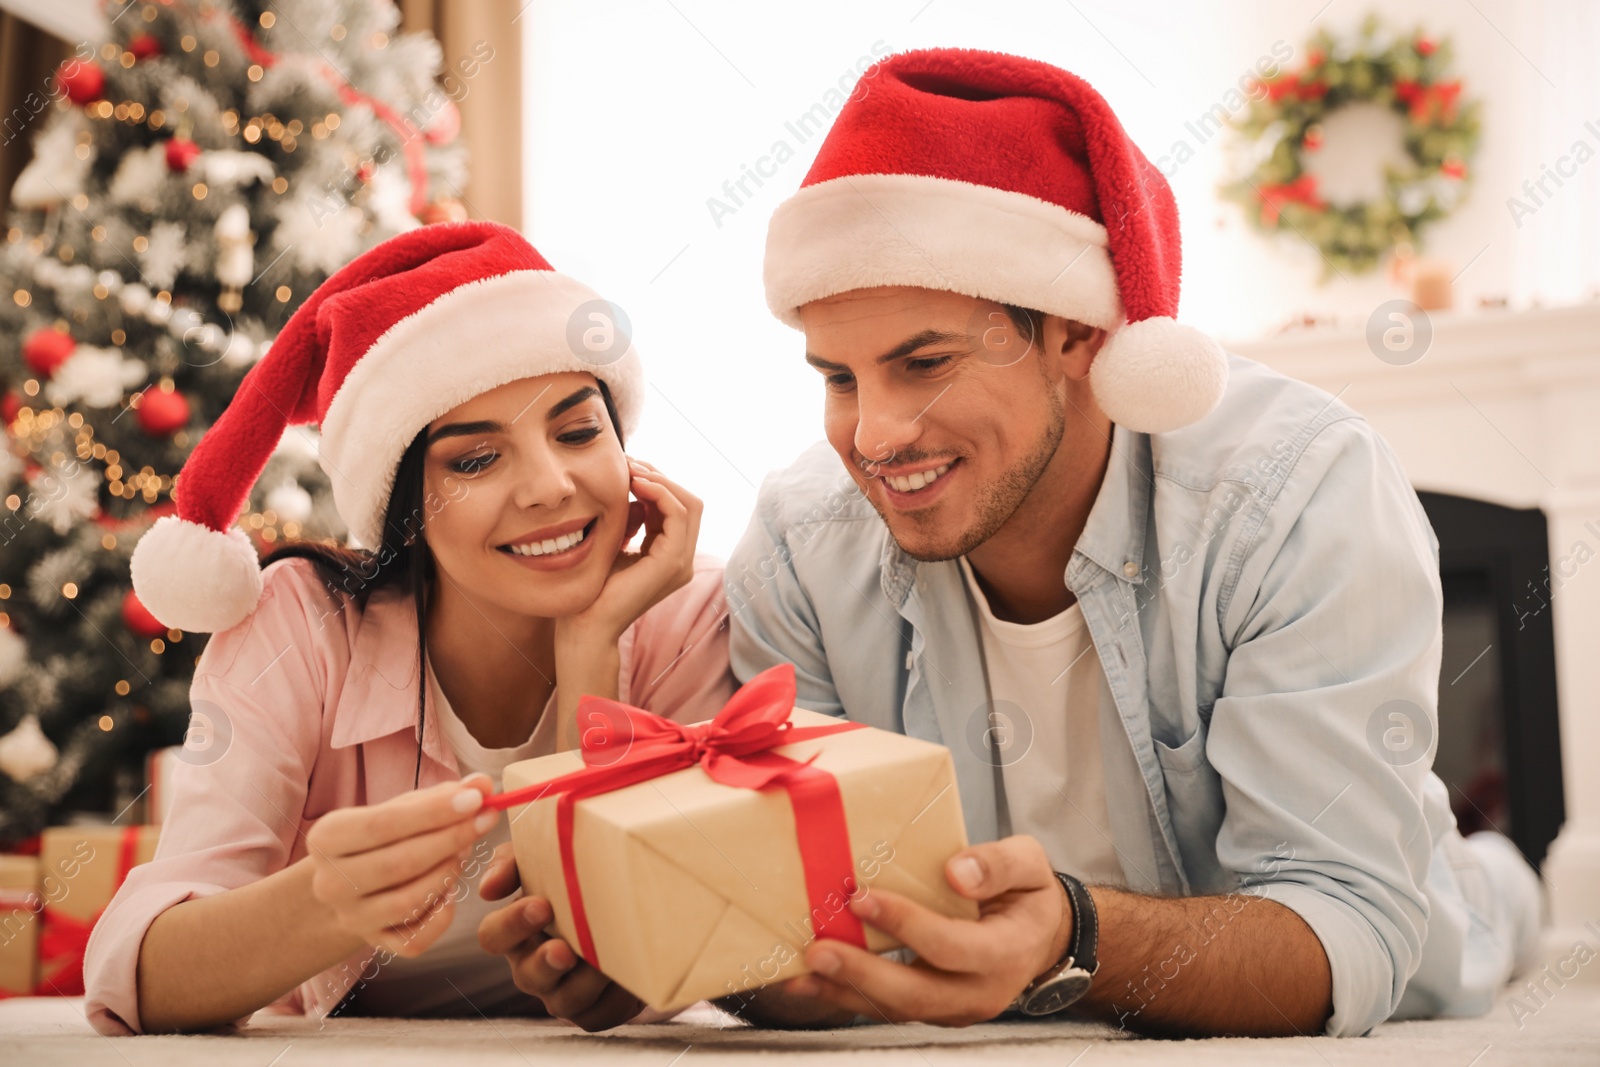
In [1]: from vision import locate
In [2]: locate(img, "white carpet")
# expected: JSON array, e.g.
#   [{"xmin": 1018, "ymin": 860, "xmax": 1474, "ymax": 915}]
[{"xmin": 3, "ymin": 989, "xmax": 1596, "ymax": 1065}]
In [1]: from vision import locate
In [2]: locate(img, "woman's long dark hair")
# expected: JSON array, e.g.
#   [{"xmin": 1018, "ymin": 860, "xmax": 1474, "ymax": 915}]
[{"xmin": 263, "ymin": 378, "xmax": 624, "ymax": 788}]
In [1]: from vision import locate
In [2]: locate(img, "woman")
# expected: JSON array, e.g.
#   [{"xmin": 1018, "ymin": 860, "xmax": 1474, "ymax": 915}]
[{"xmin": 82, "ymin": 223, "xmax": 736, "ymax": 1033}]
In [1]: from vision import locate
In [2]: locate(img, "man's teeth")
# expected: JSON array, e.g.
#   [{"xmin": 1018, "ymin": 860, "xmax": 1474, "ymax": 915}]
[
  {"xmin": 506, "ymin": 526, "xmax": 588, "ymax": 556},
  {"xmin": 885, "ymin": 463, "xmax": 952, "ymax": 493}
]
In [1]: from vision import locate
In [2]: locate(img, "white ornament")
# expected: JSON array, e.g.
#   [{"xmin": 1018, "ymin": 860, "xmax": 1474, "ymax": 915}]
[
  {"xmin": 367, "ymin": 165, "xmax": 422, "ymax": 235},
  {"xmin": 140, "ymin": 220, "xmax": 188, "ymax": 291},
  {"xmin": 108, "ymin": 142, "xmax": 169, "ymax": 209},
  {"xmin": 221, "ymin": 332, "xmax": 258, "ymax": 367},
  {"xmin": 265, "ymin": 481, "xmax": 314, "ymax": 524},
  {"xmin": 198, "ymin": 151, "xmax": 275, "ymax": 190},
  {"xmin": 146, "ymin": 299, "xmax": 172, "ymax": 326},
  {"xmin": 213, "ymin": 204, "xmax": 256, "ymax": 292},
  {"xmin": 11, "ymin": 113, "xmax": 92, "ymax": 210},
  {"xmin": 119, "ymin": 282, "xmax": 152, "ymax": 316},
  {"xmin": 96, "ymin": 270, "xmax": 122, "ymax": 294},
  {"xmin": 45, "ymin": 346, "xmax": 148, "ymax": 409},
  {"xmin": 0, "ymin": 625, "xmax": 25, "ymax": 688},
  {"xmin": 0, "ymin": 714, "xmax": 57, "ymax": 782},
  {"xmin": 274, "ymin": 194, "xmax": 363, "ymax": 275},
  {"xmin": 28, "ymin": 463, "xmax": 99, "ymax": 533}
]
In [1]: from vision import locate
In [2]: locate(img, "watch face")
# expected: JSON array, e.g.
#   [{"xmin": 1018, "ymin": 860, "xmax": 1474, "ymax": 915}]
[{"xmin": 1023, "ymin": 970, "xmax": 1093, "ymax": 1016}]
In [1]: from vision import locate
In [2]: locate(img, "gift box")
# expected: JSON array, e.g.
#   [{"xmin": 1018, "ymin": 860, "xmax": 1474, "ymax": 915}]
[
  {"xmin": 36, "ymin": 825, "xmax": 160, "ymax": 995},
  {"xmin": 494, "ymin": 664, "xmax": 977, "ymax": 1012},
  {"xmin": 0, "ymin": 855, "xmax": 41, "ymax": 996}
]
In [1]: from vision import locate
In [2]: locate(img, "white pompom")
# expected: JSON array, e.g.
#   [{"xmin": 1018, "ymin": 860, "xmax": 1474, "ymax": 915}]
[
  {"xmin": 0, "ymin": 714, "xmax": 58, "ymax": 782},
  {"xmin": 130, "ymin": 516, "xmax": 264, "ymax": 633},
  {"xmin": 1089, "ymin": 317, "xmax": 1230, "ymax": 434}
]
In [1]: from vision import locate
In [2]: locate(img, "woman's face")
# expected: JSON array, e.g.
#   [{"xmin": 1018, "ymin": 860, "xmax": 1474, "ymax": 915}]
[{"xmin": 418, "ymin": 372, "xmax": 629, "ymax": 621}]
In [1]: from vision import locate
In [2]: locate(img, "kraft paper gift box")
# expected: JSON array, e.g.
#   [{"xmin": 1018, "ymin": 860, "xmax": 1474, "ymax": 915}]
[
  {"xmin": 37, "ymin": 824, "xmax": 160, "ymax": 994},
  {"xmin": 496, "ymin": 664, "xmax": 978, "ymax": 1012},
  {"xmin": 0, "ymin": 855, "xmax": 40, "ymax": 995}
]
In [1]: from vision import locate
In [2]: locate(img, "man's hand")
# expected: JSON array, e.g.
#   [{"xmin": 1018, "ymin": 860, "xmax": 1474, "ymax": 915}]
[
  {"xmin": 784, "ymin": 836, "xmax": 1072, "ymax": 1026},
  {"xmin": 476, "ymin": 842, "xmax": 645, "ymax": 1031}
]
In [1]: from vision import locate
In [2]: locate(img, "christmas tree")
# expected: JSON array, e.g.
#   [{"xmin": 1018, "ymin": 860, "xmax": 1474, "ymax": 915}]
[{"xmin": 0, "ymin": 0, "xmax": 470, "ymax": 843}]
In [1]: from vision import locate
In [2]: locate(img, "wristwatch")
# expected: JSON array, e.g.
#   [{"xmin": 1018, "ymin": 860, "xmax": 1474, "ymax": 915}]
[{"xmin": 1011, "ymin": 871, "xmax": 1099, "ymax": 1016}]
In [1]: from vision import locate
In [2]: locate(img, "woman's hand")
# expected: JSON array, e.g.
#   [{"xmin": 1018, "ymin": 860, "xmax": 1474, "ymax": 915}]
[
  {"xmin": 559, "ymin": 458, "xmax": 702, "ymax": 647},
  {"xmin": 477, "ymin": 842, "xmax": 646, "ymax": 1031},
  {"xmin": 304, "ymin": 774, "xmax": 498, "ymax": 958}
]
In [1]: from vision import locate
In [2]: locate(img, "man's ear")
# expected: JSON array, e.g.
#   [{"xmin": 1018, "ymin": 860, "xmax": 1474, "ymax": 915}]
[{"xmin": 1043, "ymin": 316, "xmax": 1107, "ymax": 382}]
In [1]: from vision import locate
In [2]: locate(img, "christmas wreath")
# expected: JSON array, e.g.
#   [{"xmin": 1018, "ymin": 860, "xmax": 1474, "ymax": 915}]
[{"xmin": 1222, "ymin": 18, "xmax": 1481, "ymax": 277}]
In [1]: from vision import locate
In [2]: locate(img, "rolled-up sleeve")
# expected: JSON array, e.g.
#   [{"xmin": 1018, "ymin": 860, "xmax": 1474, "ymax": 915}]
[
  {"xmin": 1208, "ymin": 419, "xmax": 1442, "ymax": 1036},
  {"xmin": 84, "ymin": 561, "xmax": 346, "ymax": 1035}
]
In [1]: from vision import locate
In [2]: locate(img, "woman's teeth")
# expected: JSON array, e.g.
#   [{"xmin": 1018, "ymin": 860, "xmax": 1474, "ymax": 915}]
[
  {"xmin": 885, "ymin": 463, "xmax": 952, "ymax": 493},
  {"xmin": 505, "ymin": 526, "xmax": 588, "ymax": 557}
]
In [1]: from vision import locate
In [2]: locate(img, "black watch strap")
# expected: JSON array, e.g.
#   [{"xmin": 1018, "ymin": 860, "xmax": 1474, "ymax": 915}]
[{"xmin": 1054, "ymin": 871, "xmax": 1098, "ymax": 975}]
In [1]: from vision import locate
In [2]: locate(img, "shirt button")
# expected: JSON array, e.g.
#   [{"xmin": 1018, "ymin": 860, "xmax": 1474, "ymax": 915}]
[{"xmin": 1122, "ymin": 561, "xmax": 1139, "ymax": 579}]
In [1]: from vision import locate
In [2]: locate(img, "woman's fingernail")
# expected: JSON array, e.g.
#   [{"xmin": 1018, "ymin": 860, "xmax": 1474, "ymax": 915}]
[
  {"xmin": 473, "ymin": 809, "xmax": 498, "ymax": 833},
  {"xmin": 452, "ymin": 788, "xmax": 485, "ymax": 814},
  {"xmin": 852, "ymin": 894, "xmax": 880, "ymax": 921},
  {"xmin": 811, "ymin": 949, "xmax": 840, "ymax": 976},
  {"xmin": 950, "ymin": 856, "xmax": 983, "ymax": 891}
]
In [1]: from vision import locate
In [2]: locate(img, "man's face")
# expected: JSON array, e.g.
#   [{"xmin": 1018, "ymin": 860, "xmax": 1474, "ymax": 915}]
[{"xmin": 799, "ymin": 286, "xmax": 1098, "ymax": 561}]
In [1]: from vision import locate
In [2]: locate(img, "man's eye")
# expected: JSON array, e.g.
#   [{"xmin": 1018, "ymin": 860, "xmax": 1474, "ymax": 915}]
[
  {"xmin": 908, "ymin": 355, "xmax": 955, "ymax": 373},
  {"xmin": 826, "ymin": 373, "xmax": 855, "ymax": 391},
  {"xmin": 450, "ymin": 451, "xmax": 497, "ymax": 474},
  {"xmin": 557, "ymin": 427, "xmax": 602, "ymax": 445}
]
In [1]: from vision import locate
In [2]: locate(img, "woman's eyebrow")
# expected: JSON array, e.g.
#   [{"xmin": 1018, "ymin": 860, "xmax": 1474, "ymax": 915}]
[
  {"xmin": 426, "ymin": 420, "xmax": 503, "ymax": 446},
  {"xmin": 546, "ymin": 386, "xmax": 599, "ymax": 421}
]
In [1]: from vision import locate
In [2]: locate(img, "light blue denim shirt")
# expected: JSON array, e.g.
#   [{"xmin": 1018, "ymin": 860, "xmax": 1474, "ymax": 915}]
[{"xmin": 726, "ymin": 355, "xmax": 1531, "ymax": 1036}]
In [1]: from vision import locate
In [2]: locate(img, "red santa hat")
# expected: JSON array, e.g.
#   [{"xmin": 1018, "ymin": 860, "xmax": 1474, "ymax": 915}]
[
  {"xmin": 764, "ymin": 48, "xmax": 1227, "ymax": 433},
  {"xmin": 130, "ymin": 221, "xmax": 644, "ymax": 634}
]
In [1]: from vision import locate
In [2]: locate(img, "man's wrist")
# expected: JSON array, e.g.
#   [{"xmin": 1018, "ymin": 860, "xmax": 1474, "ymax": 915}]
[{"xmin": 1043, "ymin": 873, "xmax": 1076, "ymax": 980}]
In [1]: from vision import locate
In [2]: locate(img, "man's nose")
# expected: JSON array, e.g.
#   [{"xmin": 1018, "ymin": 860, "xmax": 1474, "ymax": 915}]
[{"xmin": 852, "ymin": 382, "xmax": 927, "ymax": 468}]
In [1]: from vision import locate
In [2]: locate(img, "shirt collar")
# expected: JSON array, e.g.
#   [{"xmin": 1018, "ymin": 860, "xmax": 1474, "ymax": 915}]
[
  {"xmin": 329, "ymin": 584, "xmax": 456, "ymax": 770},
  {"xmin": 1069, "ymin": 423, "xmax": 1152, "ymax": 588}
]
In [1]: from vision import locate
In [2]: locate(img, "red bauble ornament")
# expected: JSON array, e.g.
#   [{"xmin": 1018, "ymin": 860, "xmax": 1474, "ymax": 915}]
[
  {"xmin": 1441, "ymin": 158, "xmax": 1467, "ymax": 180},
  {"xmin": 23, "ymin": 326, "xmax": 75, "ymax": 378},
  {"xmin": 57, "ymin": 59, "xmax": 105, "ymax": 105},
  {"xmin": 127, "ymin": 34, "xmax": 163, "ymax": 61},
  {"xmin": 1, "ymin": 391, "xmax": 20, "ymax": 424},
  {"xmin": 121, "ymin": 589, "xmax": 168, "ymax": 639},
  {"xmin": 1416, "ymin": 37, "xmax": 1438, "ymax": 57},
  {"xmin": 165, "ymin": 137, "xmax": 202, "ymax": 173},
  {"xmin": 137, "ymin": 387, "xmax": 190, "ymax": 436}
]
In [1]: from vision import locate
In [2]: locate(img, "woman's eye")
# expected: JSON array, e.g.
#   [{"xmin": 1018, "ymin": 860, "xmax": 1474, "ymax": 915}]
[
  {"xmin": 557, "ymin": 426, "xmax": 603, "ymax": 445},
  {"xmin": 450, "ymin": 451, "xmax": 497, "ymax": 474}
]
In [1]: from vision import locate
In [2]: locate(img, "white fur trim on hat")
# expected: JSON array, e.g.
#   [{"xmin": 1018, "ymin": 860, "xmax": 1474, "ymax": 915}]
[
  {"xmin": 764, "ymin": 173, "xmax": 1122, "ymax": 330},
  {"xmin": 319, "ymin": 269, "xmax": 645, "ymax": 549},
  {"xmin": 1090, "ymin": 317, "xmax": 1229, "ymax": 433},
  {"xmin": 130, "ymin": 516, "xmax": 264, "ymax": 633}
]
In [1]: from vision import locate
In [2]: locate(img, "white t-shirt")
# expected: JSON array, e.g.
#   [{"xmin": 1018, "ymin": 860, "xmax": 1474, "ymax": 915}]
[
  {"xmin": 958, "ymin": 557, "xmax": 1125, "ymax": 887},
  {"xmin": 344, "ymin": 665, "xmax": 552, "ymax": 1017}
]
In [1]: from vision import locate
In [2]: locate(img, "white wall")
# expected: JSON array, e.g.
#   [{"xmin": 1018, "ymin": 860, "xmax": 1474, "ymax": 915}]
[{"xmin": 522, "ymin": 0, "xmax": 1600, "ymax": 558}]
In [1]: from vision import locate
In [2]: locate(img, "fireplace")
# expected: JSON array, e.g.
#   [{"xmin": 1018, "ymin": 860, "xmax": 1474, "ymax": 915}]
[{"xmin": 1419, "ymin": 492, "xmax": 1563, "ymax": 869}]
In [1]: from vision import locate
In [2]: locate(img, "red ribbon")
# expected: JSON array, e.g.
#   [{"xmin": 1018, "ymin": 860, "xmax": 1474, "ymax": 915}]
[
  {"xmin": 26, "ymin": 827, "xmax": 143, "ymax": 997},
  {"xmin": 1258, "ymin": 174, "xmax": 1327, "ymax": 224},
  {"xmin": 484, "ymin": 664, "xmax": 870, "ymax": 969}
]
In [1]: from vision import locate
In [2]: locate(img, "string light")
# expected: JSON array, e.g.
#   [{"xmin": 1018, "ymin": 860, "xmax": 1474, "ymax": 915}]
[
  {"xmin": 115, "ymin": 680, "xmax": 130, "ymax": 696},
  {"xmin": 99, "ymin": 716, "xmax": 113, "ymax": 731}
]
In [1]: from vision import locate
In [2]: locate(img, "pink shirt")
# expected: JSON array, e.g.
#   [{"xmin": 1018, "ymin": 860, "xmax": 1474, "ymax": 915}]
[{"xmin": 84, "ymin": 555, "xmax": 736, "ymax": 1035}]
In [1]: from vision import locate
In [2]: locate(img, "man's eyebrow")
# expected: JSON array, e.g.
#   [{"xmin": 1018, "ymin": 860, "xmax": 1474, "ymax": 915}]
[
  {"xmin": 426, "ymin": 419, "xmax": 502, "ymax": 446},
  {"xmin": 547, "ymin": 385, "xmax": 599, "ymax": 420},
  {"xmin": 804, "ymin": 329, "xmax": 970, "ymax": 373}
]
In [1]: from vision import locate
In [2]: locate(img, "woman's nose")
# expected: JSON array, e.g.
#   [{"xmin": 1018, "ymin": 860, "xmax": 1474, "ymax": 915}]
[{"xmin": 512, "ymin": 456, "xmax": 577, "ymax": 510}]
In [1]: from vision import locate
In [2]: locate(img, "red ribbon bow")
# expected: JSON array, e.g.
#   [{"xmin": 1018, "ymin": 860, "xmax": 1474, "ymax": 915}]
[
  {"xmin": 485, "ymin": 664, "xmax": 870, "ymax": 969},
  {"xmin": 1257, "ymin": 175, "xmax": 1327, "ymax": 224}
]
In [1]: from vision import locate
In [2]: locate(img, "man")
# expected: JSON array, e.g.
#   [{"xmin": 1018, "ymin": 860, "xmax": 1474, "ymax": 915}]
[{"xmin": 479, "ymin": 48, "xmax": 1542, "ymax": 1037}]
